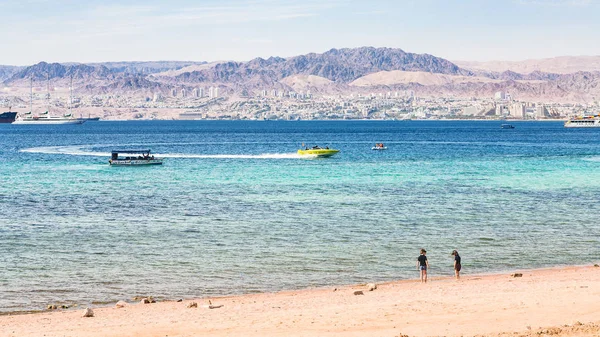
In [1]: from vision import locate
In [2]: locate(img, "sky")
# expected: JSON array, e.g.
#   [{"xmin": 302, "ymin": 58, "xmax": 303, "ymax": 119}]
[{"xmin": 1, "ymin": 0, "xmax": 599, "ymax": 65}]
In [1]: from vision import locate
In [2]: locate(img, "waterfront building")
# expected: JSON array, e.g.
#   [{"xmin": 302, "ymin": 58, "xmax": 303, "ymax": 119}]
[
  {"xmin": 511, "ymin": 103, "xmax": 525, "ymax": 118},
  {"xmin": 536, "ymin": 105, "xmax": 548, "ymax": 118},
  {"xmin": 494, "ymin": 91, "xmax": 506, "ymax": 100}
]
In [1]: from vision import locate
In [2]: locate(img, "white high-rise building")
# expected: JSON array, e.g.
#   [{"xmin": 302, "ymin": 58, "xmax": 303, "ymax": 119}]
[
  {"xmin": 511, "ymin": 103, "xmax": 525, "ymax": 118},
  {"xmin": 214, "ymin": 87, "xmax": 219, "ymax": 98},
  {"xmin": 209, "ymin": 87, "xmax": 214, "ymax": 99},
  {"xmin": 536, "ymin": 105, "xmax": 548, "ymax": 118},
  {"xmin": 181, "ymin": 89, "xmax": 186, "ymax": 98},
  {"xmin": 192, "ymin": 88, "xmax": 198, "ymax": 97},
  {"xmin": 198, "ymin": 88, "xmax": 204, "ymax": 98},
  {"xmin": 171, "ymin": 88, "xmax": 177, "ymax": 97}
]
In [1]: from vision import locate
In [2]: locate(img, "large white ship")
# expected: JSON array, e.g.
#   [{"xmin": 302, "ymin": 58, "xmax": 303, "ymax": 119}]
[
  {"xmin": 564, "ymin": 115, "xmax": 600, "ymax": 128},
  {"xmin": 13, "ymin": 113, "xmax": 85, "ymax": 125}
]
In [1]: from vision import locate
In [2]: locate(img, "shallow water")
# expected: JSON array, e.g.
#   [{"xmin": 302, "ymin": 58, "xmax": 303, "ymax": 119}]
[{"xmin": 0, "ymin": 120, "xmax": 599, "ymax": 312}]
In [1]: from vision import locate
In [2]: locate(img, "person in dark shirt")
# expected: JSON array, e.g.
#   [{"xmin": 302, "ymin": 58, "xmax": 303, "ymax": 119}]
[
  {"xmin": 416, "ymin": 248, "xmax": 429, "ymax": 283},
  {"xmin": 451, "ymin": 250, "xmax": 461, "ymax": 279}
]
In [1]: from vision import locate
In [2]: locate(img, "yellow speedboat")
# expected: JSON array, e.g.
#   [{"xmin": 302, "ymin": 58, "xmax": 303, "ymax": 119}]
[{"xmin": 297, "ymin": 147, "xmax": 339, "ymax": 158}]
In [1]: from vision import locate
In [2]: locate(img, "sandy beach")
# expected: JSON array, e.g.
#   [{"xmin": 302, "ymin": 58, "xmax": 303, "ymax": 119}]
[{"xmin": 1, "ymin": 265, "xmax": 599, "ymax": 337}]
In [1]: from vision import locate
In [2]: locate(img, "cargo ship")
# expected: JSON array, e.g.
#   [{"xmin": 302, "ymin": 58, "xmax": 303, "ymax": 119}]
[{"xmin": 0, "ymin": 111, "xmax": 17, "ymax": 123}]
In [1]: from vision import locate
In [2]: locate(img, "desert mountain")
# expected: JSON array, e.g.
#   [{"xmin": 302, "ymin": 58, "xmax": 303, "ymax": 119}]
[
  {"xmin": 0, "ymin": 66, "xmax": 22, "ymax": 82},
  {"xmin": 167, "ymin": 47, "xmax": 470, "ymax": 86},
  {"xmin": 455, "ymin": 56, "xmax": 600, "ymax": 74},
  {"xmin": 2, "ymin": 48, "xmax": 600, "ymax": 102}
]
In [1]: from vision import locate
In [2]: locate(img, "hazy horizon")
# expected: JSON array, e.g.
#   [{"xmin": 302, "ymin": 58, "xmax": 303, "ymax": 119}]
[{"xmin": 1, "ymin": 0, "xmax": 600, "ymax": 66}]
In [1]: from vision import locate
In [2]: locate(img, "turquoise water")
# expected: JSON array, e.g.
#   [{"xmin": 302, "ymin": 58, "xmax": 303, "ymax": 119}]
[{"xmin": 1, "ymin": 120, "xmax": 599, "ymax": 312}]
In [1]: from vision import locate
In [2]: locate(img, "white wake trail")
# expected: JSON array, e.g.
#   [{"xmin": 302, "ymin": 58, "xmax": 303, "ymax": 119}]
[{"xmin": 20, "ymin": 146, "xmax": 305, "ymax": 159}]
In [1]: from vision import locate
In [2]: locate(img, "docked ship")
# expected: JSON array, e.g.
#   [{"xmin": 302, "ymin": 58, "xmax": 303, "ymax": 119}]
[
  {"xmin": 13, "ymin": 76, "xmax": 85, "ymax": 125},
  {"xmin": 13, "ymin": 112, "xmax": 85, "ymax": 125},
  {"xmin": 0, "ymin": 111, "xmax": 17, "ymax": 123},
  {"xmin": 564, "ymin": 115, "xmax": 600, "ymax": 128}
]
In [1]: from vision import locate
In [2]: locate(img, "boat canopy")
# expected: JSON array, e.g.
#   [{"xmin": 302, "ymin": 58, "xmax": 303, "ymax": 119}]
[{"xmin": 111, "ymin": 149, "xmax": 151, "ymax": 154}]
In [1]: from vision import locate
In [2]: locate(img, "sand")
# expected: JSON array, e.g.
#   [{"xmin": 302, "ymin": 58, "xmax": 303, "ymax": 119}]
[{"xmin": 1, "ymin": 265, "xmax": 599, "ymax": 337}]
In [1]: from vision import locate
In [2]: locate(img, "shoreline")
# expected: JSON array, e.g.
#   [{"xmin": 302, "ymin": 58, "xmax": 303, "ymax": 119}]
[
  {"xmin": 2, "ymin": 264, "xmax": 599, "ymax": 336},
  {"xmin": 2, "ymin": 263, "xmax": 597, "ymax": 317}
]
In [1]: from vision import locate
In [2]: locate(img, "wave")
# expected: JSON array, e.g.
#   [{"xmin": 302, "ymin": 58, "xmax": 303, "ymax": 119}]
[{"xmin": 20, "ymin": 146, "xmax": 304, "ymax": 159}]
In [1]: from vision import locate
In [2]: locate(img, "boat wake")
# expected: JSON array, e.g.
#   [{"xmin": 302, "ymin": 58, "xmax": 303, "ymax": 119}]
[{"xmin": 20, "ymin": 146, "xmax": 303, "ymax": 159}]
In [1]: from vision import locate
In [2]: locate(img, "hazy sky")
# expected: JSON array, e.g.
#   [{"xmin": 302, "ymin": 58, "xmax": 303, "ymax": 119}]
[{"xmin": 1, "ymin": 0, "xmax": 599, "ymax": 65}]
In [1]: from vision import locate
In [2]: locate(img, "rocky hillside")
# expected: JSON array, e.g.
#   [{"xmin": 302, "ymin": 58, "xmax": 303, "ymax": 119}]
[
  {"xmin": 0, "ymin": 66, "xmax": 22, "ymax": 82},
  {"xmin": 2, "ymin": 48, "xmax": 600, "ymax": 102},
  {"xmin": 455, "ymin": 56, "xmax": 600, "ymax": 74},
  {"xmin": 168, "ymin": 47, "xmax": 471, "ymax": 85}
]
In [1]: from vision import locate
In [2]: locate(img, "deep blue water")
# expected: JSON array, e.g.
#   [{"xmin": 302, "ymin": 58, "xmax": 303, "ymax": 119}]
[{"xmin": 0, "ymin": 120, "xmax": 599, "ymax": 312}]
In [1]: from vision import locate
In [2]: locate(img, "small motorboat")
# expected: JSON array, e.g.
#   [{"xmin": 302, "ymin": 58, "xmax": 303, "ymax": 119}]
[
  {"xmin": 501, "ymin": 124, "xmax": 515, "ymax": 129},
  {"xmin": 298, "ymin": 146, "xmax": 339, "ymax": 158},
  {"xmin": 109, "ymin": 149, "xmax": 163, "ymax": 166},
  {"xmin": 371, "ymin": 143, "xmax": 387, "ymax": 150}
]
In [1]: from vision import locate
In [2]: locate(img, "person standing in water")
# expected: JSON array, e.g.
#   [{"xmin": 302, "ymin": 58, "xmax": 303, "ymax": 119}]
[
  {"xmin": 416, "ymin": 248, "xmax": 429, "ymax": 283},
  {"xmin": 451, "ymin": 250, "xmax": 461, "ymax": 279}
]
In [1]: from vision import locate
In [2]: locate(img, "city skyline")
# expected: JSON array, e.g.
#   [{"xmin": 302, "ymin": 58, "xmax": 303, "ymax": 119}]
[{"xmin": 1, "ymin": 0, "xmax": 599, "ymax": 66}]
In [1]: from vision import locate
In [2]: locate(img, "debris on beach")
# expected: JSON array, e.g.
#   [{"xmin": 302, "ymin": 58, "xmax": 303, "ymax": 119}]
[
  {"xmin": 82, "ymin": 308, "xmax": 94, "ymax": 317},
  {"xmin": 140, "ymin": 297, "xmax": 156, "ymax": 304},
  {"xmin": 353, "ymin": 291, "xmax": 364, "ymax": 295},
  {"xmin": 511, "ymin": 273, "xmax": 523, "ymax": 278},
  {"xmin": 366, "ymin": 283, "xmax": 377, "ymax": 291},
  {"xmin": 47, "ymin": 304, "xmax": 57, "ymax": 310},
  {"xmin": 594, "ymin": 264, "xmax": 599, "ymax": 267},
  {"xmin": 187, "ymin": 302, "xmax": 198, "ymax": 308},
  {"xmin": 115, "ymin": 301, "xmax": 128, "ymax": 308},
  {"xmin": 60, "ymin": 305, "xmax": 69, "ymax": 309},
  {"xmin": 177, "ymin": 299, "xmax": 183, "ymax": 302},
  {"xmin": 205, "ymin": 300, "xmax": 223, "ymax": 309}
]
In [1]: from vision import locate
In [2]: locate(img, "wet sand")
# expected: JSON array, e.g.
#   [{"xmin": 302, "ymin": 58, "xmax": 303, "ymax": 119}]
[{"xmin": 1, "ymin": 265, "xmax": 599, "ymax": 337}]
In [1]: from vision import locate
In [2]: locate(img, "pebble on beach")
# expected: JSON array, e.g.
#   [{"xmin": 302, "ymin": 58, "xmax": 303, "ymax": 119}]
[
  {"xmin": 366, "ymin": 283, "xmax": 377, "ymax": 291},
  {"xmin": 115, "ymin": 301, "xmax": 128, "ymax": 308},
  {"xmin": 512, "ymin": 273, "xmax": 523, "ymax": 278},
  {"xmin": 353, "ymin": 291, "xmax": 364, "ymax": 296},
  {"xmin": 47, "ymin": 305, "xmax": 57, "ymax": 310},
  {"xmin": 187, "ymin": 302, "xmax": 198, "ymax": 308},
  {"xmin": 82, "ymin": 308, "xmax": 94, "ymax": 318}
]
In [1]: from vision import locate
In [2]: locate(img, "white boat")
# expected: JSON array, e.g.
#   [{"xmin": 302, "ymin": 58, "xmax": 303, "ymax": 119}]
[
  {"xmin": 13, "ymin": 76, "xmax": 85, "ymax": 125},
  {"xmin": 13, "ymin": 114, "xmax": 85, "ymax": 125},
  {"xmin": 109, "ymin": 150, "xmax": 163, "ymax": 166},
  {"xmin": 564, "ymin": 115, "xmax": 600, "ymax": 128}
]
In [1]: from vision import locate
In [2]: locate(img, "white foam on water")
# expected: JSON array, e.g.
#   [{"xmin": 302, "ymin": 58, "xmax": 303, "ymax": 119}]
[
  {"xmin": 20, "ymin": 146, "xmax": 304, "ymax": 159},
  {"xmin": 21, "ymin": 146, "xmax": 110, "ymax": 157},
  {"xmin": 582, "ymin": 156, "xmax": 600, "ymax": 162}
]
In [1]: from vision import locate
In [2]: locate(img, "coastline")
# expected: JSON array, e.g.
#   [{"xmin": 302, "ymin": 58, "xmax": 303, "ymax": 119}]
[{"xmin": 2, "ymin": 264, "xmax": 599, "ymax": 337}]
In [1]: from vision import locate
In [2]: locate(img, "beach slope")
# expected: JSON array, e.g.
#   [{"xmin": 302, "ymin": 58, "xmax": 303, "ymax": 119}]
[{"xmin": 1, "ymin": 266, "xmax": 599, "ymax": 337}]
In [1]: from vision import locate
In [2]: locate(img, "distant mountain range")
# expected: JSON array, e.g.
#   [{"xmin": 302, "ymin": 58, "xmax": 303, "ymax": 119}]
[{"xmin": 2, "ymin": 47, "xmax": 600, "ymax": 102}]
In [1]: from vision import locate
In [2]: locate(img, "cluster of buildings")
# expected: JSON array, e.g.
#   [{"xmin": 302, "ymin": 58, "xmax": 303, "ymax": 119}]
[
  {"xmin": 2, "ymin": 86, "xmax": 599, "ymax": 120},
  {"xmin": 163, "ymin": 86, "xmax": 220, "ymax": 101}
]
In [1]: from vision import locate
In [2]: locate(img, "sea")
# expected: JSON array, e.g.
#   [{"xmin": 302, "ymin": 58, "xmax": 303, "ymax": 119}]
[{"xmin": 1, "ymin": 120, "xmax": 599, "ymax": 313}]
